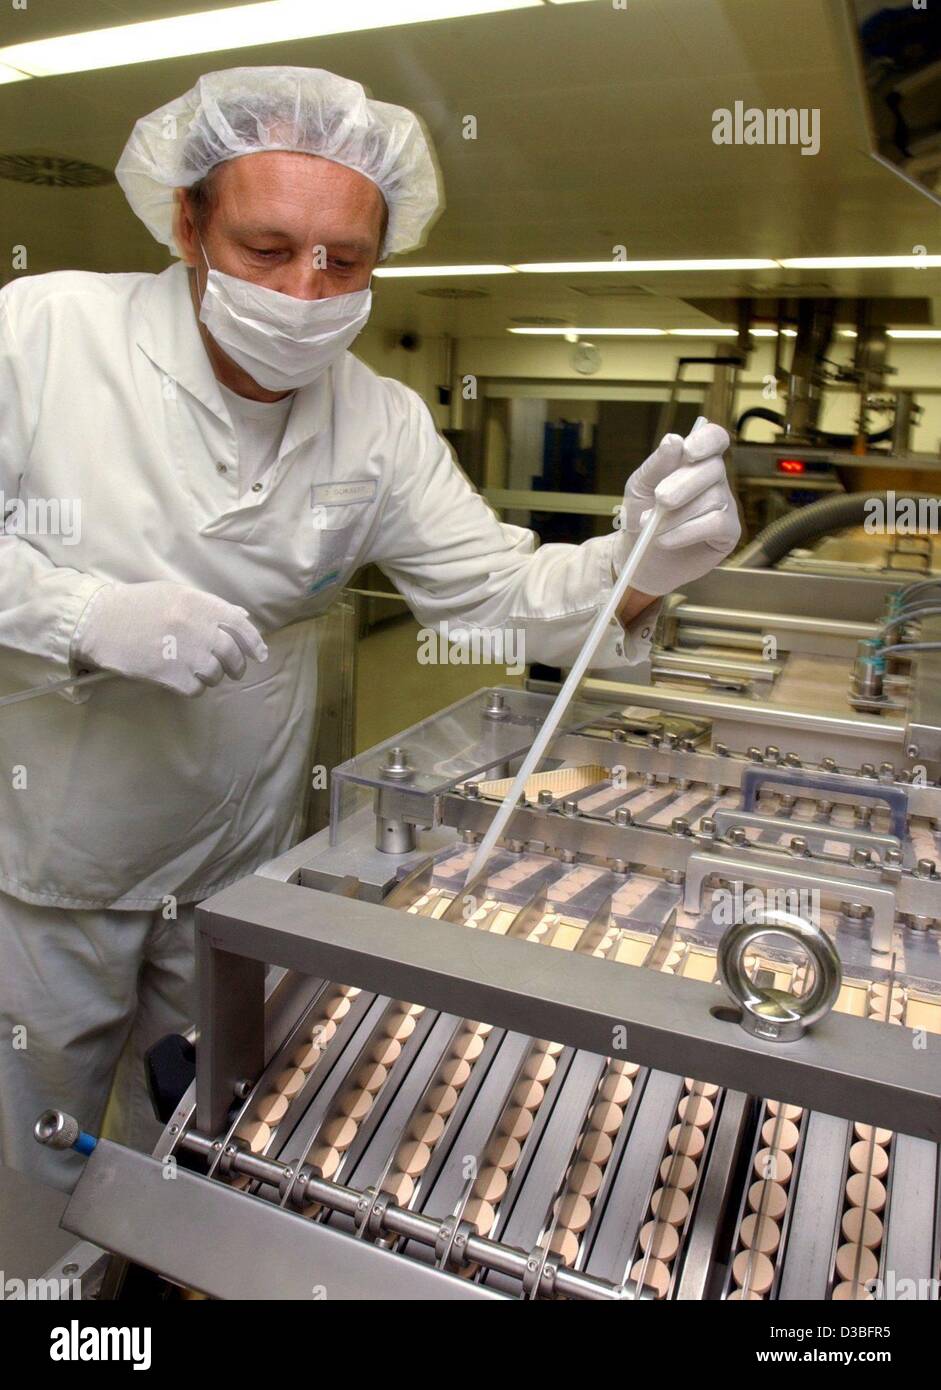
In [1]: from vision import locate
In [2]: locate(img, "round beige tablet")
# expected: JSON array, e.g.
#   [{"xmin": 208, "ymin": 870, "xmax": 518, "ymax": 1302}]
[
  {"xmin": 382, "ymin": 1171, "xmax": 414, "ymax": 1205},
  {"xmin": 639, "ymin": 1220, "xmax": 679, "ymax": 1261},
  {"xmin": 831, "ymin": 1280, "xmax": 873, "ymax": 1301},
  {"xmin": 669, "ymin": 1124, "xmax": 706, "ymax": 1160},
  {"xmin": 473, "ymin": 1165, "xmax": 508, "ymax": 1203},
  {"xmin": 356, "ymin": 1062, "xmax": 388, "ymax": 1094},
  {"xmin": 240, "ymin": 1120, "xmax": 271, "ymax": 1153},
  {"xmin": 438, "ymin": 1057, "xmax": 471, "ymax": 1088},
  {"xmin": 500, "ymin": 1107, "xmax": 534, "ymax": 1141},
  {"xmin": 486, "ymin": 1134, "xmax": 522, "ymax": 1170},
  {"xmin": 338, "ymin": 1088, "xmax": 372, "ymax": 1120},
  {"xmin": 727, "ymin": 1289, "xmax": 762, "ymax": 1300},
  {"xmin": 324, "ymin": 994, "xmax": 351, "ymax": 1021},
  {"xmin": 308, "ymin": 1144, "xmax": 340, "ymax": 1179},
  {"xmin": 512, "ymin": 1079, "xmax": 545, "ymax": 1110},
  {"xmin": 761, "ymin": 1117, "xmax": 799, "ymax": 1153},
  {"xmin": 371, "ymin": 1037, "xmax": 401, "ymax": 1066},
  {"xmin": 612, "ymin": 1060, "xmax": 640, "ymax": 1079},
  {"xmin": 524, "ymin": 1052, "xmax": 556, "ymax": 1083},
  {"xmin": 754, "ymin": 1147, "xmax": 792, "ymax": 1184},
  {"xmin": 255, "ymin": 1092, "xmax": 289, "ymax": 1125},
  {"xmin": 275, "ymin": 1067, "xmax": 307, "ymax": 1099},
  {"xmin": 845, "ymin": 1173, "xmax": 886, "ymax": 1212},
  {"xmin": 732, "ymin": 1249, "xmax": 774, "ymax": 1295},
  {"xmin": 544, "ymin": 1039, "xmax": 564, "ymax": 1056},
  {"xmin": 579, "ymin": 1130, "xmax": 613, "ymax": 1165},
  {"xmin": 740, "ymin": 1213, "xmax": 781, "ymax": 1255},
  {"xmin": 397, "ymin": 1140, "xmax": 431, "ymax": 1176},
  {"xmin": 567, "ymin": 1161, "xmax": 604, "ymax": 1198},
  {"xmin": 747, "ymin": 1180, "xmax": 788, "ymax": 1221},
  {"xmin": 381, "ymin": 1012, "xmax": 408, "ymax": 1039},
  {"xmin": 394, "ymin": 1014, "xmax": 417, "ymax": 1042},
  {"xmin": 679, "ymin": 1095, "xmax": 714, "ymax": 1128},
  {"xmin": 630, "ymin": 1257, "xmax": 670, "ymax": 1299},
  {"xmin": 600, "ymin": 1073, "xmax": 633, "ymax": 1105},
  {"xmin": 650, "ymin": 1186, "xmax": 690, "ymax": 1227},
  {"xmin": 659, "ymin": 1154, "xmax": 698, "ymax": 1193},
  {"xmin": 402, "ymin": 1001, "xmax": 424, "ymax": 1016},
  {"xmin": 555, "ymin": 1192, "xmax": 592, "ymax": 1233},
  {"xmin": 321, "ymin": 1116, "xmax": 358, "ymax": 1149},
  {"xmin": 548, "ymin": 1227, "xmax": 580, "ymax": 1264},
  {"xmin": 462, "ymin": 1198, "xmax": 495, "ymax": 1235},
  {"xmin": 427, "ymin": 1084, "xmax": 458, "ymax": 1116},
  {"xmin": 835, "ymin": 1243, "xmax": 878, "ymax": 1285},
  {"xmin": 849, "ymin": 1140, "xmax": 889, "ymax": 1179},
  {"xmin": 590, "ymin": 1101, "xmax": 624, "ymax": 1134},
  {"xmin": 408, "ymin": 1110, "xmax": 445, "ymax": 1146},
  {"xmin": 685, "ymin": 1079, "xmax": 719, "ymax": 1099},
  {"xmin": 841, "ymin": 1207, "xmax": 883, "ymax": 1248},
  {"xmin": 853, "ymin": 1123, "xmax": 892, "ymax": 1146},
  {"xmin": 293, "ymin": 1041, "xmax": 324, "ymax": 1070},
  {"xmin": 766, "ymin": 1100, "xmax": 803, "ymax": 1121},
  {"xmin": 452, "ymin": 1031, "xmax": 484, "ymax": 1061}
]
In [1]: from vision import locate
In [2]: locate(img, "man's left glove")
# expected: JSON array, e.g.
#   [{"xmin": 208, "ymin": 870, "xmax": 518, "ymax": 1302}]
[{"xmin": 615, "ymin": 422, "xmax": 740, "ymax": 596}]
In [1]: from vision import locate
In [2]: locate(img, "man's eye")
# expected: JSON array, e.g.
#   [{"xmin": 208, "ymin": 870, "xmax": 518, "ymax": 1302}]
[
  {"xmin": 248, "ymin": 247, "xmax": 283, "ymax": 259},
  {"xmin": 329, "ymin": 259, "xmax": 355, "ymax": 271}
]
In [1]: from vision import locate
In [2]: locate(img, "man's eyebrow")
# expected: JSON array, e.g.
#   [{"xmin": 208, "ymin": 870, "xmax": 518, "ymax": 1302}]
[{"xmin": 234, "ymin": 226, "xmax": 374, "ymax": 254}]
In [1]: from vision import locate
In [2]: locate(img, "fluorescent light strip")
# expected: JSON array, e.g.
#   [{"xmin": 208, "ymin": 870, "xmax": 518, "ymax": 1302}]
[
  {"xmin": 0, "ymin": 63, "xmax": 29, "ymax": 83},
  {"xmin": 374, "ymin": 264, "xmax": 517, "ymax": 277},
  {"xmin": 887, "ymin": 330, "xmax": 941, "ymax": 340},
  {"xmin": 508, "ymin": 326, "xmax": 665, "ymax": 335},
  {"xmin": 779, "ymin": 256, "xmax": 941, "ymax": 269},
  {"xmin": 514, "ymin": 258, "xmax": 779, "ymax": 272},
  {"xmin": 0, "ymin": 1, "xmax": 539, "ymax": 78}
]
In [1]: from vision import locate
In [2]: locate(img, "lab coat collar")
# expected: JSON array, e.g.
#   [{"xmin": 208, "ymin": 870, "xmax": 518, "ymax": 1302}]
[{"xmin": 135, "ymin": 261, "xmax": 332, "ymax": 449}]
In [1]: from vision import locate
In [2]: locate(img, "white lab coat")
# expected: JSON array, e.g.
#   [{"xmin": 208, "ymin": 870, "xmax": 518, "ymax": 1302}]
[{"xmin": 0, "ymin": 263, "xmax": 653, "ymax": 910}]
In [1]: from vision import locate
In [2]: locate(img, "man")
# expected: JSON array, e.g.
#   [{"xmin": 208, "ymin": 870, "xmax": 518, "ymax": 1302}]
[{"xmin": 0, "ymin": 67, "xmax": 739, "ymax": 1191}]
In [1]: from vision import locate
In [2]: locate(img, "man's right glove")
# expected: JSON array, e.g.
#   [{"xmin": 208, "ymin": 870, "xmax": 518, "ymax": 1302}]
[{"xmin": 72, "ymin": 579, "xmax": 268, "ymax": 697}]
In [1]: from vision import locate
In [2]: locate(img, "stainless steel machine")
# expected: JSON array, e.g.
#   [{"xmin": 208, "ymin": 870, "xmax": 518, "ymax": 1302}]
[{"xmin": 36, "ymin": 563, "xmax": 941, "ymax": 1302}]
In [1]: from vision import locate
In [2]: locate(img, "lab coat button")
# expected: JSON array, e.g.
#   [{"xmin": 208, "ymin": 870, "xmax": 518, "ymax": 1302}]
[
  {"xmin": 615, "ymin": 641, "xmax": 624, "ymax": 657},
  {"xmin": 216, "ymin": 462, "xmax": 228, "ymax": 474},
  {"xmin": 251, "ymin": 482, "xmax": 263, "ymax": 492},
  {"xmin": 642, "ymin": 627, "xmax": 650, "ymax": 639}
]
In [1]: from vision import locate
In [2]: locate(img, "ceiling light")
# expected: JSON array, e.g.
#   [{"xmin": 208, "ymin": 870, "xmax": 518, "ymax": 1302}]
[
  {"xmin": 375, "ymin": 264, "xmax": 517, "ymax": 278},
  {"xmin": 669, "ymin": 328, "xmax": 738, "ymax": 337},
  {"xmin": 507, "ymin": 326, "xmax": 665, "ymax": 335},
  {"xmin": 778, "ymin": 256, "xmax": 941, "ymax": 269},
  {"xmin": 514, "ymin": 259, "xmax": 779, "ymax": 273},
  {"xmin": 0, "ymin": 63, "xmax": 29, "ymax": 83},
  {"xmin": 0, "ymin": 1, "xmax": 540, "ymax": 78},
  {"xmin": 886, "ymin": 329, "xmax": 941, "ymax": 339}
]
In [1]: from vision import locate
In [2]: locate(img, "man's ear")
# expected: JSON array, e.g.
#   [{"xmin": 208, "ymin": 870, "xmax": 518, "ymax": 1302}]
[{"xmin": 174, "ymin": 190, "xmax": 198, "ymax": 267}]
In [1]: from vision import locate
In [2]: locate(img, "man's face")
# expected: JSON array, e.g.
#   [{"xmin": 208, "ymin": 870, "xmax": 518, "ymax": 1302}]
[{"xmin": 177, "ymin": 150, "xmax": 385, "ymax": 298}]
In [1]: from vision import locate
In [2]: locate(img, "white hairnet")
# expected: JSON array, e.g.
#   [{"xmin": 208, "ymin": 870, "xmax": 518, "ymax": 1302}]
[{"xmin": 116, "ymin": 66, "xmax": 442, "ymax": 257}]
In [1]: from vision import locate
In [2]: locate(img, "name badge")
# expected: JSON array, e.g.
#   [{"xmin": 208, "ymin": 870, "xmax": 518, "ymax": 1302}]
[{"xmin": 310, "ymin": 480, "xmax": 377, "ymax": 507}]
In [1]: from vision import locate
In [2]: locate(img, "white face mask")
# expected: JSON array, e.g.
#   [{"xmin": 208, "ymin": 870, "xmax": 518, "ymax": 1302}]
[{"xmin": 196, "ymin": 242, "xmax": 372, "ymax": 391}]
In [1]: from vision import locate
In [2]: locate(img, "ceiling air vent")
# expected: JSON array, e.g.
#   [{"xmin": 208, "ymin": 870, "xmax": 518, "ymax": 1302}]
[{"xmin": 0, "ymin": 153, "xmax": 115, "ymax": 187}]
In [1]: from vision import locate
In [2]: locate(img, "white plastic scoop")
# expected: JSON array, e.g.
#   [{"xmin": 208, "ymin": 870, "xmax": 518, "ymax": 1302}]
[{"xmin": 463, "ymin": 417, "xmax": 708, "ymax": 888}]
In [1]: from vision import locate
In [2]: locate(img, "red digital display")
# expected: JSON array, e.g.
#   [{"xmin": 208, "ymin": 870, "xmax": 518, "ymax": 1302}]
[{"xmin": 777, "ymin": 458, "xmax": 806, "ymax": 474}]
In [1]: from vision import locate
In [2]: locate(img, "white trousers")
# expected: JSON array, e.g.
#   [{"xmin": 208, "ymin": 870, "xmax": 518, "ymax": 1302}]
[{"xmin": 0, "ymin": 890, "xmax": 195, "ymax": 1194}]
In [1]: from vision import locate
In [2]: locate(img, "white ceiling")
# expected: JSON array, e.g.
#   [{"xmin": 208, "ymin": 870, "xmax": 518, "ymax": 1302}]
[{"xmin": 1, "ymin": 0, "xmax": 939, "ymax": 337}]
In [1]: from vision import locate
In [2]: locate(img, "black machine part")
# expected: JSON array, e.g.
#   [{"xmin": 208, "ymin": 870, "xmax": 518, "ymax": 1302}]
[{"xmin": 728, "ymin": 491, "xmax": 937, "ymax": 569}]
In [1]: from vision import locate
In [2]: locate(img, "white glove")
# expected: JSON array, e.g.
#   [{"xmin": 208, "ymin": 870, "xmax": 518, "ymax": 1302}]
[
  {"xmin": 72, "ymin": 580, "xmax": 268, "ymax": 697},
  {"xmin": 615, "ymin": 421, "xmax": 740, "ymax": 596}
]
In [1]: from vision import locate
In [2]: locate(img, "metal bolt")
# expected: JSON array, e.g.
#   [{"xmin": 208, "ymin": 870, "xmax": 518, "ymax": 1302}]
[
  {"xmin": 714, "ymin": 742, "xmax": 730, "ymax": 758},
  {"xmin": 562, "ymin": 798, "xmax": 579, "ymax": 817},
  {"xmin": 879, "ymin": 762, "xmax": 895, "ymax": 782},
  {"xmin": 464, "ymin": 781, "xmax": 481, "ymax": 799},
  {"xmin": 728, "ymin": 827, "xmax": 748, "ymax": 846},
  {"xmin": 821, "ymin": 757, "xmax": 837, "ymax": 773},
  {"xmin": 765, "ymin": 745, "xmax": 780, "ymax": 763},
  {"xmin": 233, "ymin": 1079, "xmax": 253, "ymax": 1100},
  {"xmin": 907, "ymin": 745, "xmax": 919, "ymax": 759},
  {"xmin": 665, "ymin": 868, "xmax": 684, "ymax": 886},
  {"xmin": 790, "ymin": 836, "xmax": 810, "ymax": 857},
  {"xmin": 648, "ymin": 732, "xmax": 662, "ymax": 749},
  {"xmin": 382, "ymin": 746, "xmax": 413, "ymax": 780},
  {"xmin": 860, "ymin": 763, "xmax": 876, "ymax": 779},
  {"xmin": 537, "ymin": 789, "xmax": 554, "ymax": 807},
  {"xmin": 671, "ymin": 817, "xmax": 691, "ymax": 837},
  {"xmin": 614, "ymin": 806, "xmax": 633, "ymax": 827},
  {"xmin": 747, "ymin": 747, "xmax": 763, "ymax": 763},
  {"xmin": 785, "ymin": 752, "xmax": 802, "ymax": 767},
  {"xmin": 483, "ymin": 690, "xmax": 510, "ymax": 720},
  {"xmin": 917, "ymin": 859, "xmax": 936, "ymax": 878},
  {"xmin": 852, "ymin": 847, "xmax": 872, "ymax": 868}
]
